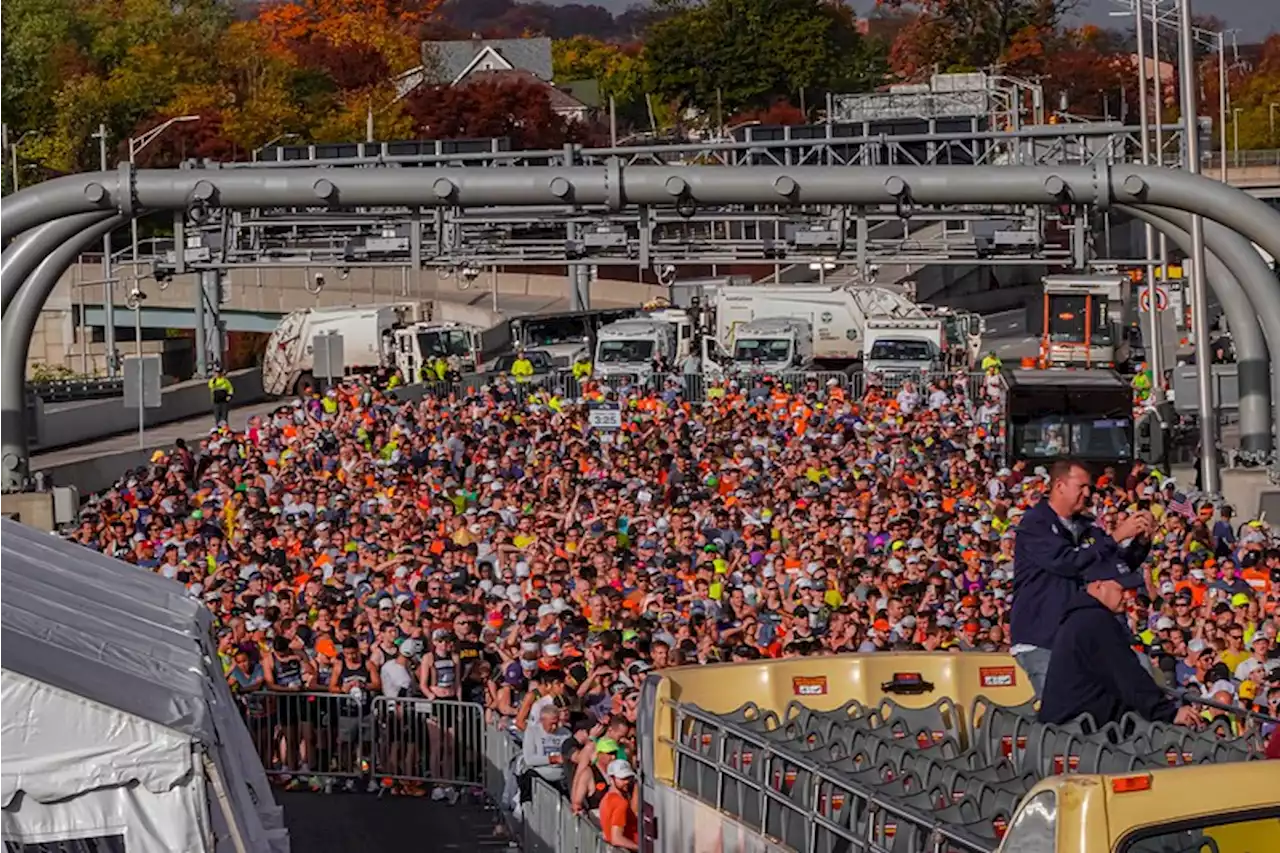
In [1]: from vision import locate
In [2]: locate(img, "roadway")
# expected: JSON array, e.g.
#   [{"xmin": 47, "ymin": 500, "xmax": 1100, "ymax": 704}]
[
  {"xmin": 278, "ymin": 791, "xmax": 510, "ymax": 853},
  {"xmin": 31, "ymin": 399, "xmax": 284, "ymax": 471}
]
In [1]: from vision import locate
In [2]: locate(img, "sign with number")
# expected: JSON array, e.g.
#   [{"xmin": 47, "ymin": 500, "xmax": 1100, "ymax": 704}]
[
  {"xmin": 587, "ymin": 403, "xmax": 622, "ymax": 430},
  {"xmin": 1138, "ymin": 286, "xmax": 1168, "ymax": 313}
]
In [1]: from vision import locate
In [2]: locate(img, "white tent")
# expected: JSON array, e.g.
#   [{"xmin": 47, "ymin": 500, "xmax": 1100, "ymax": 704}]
[{"xmin": 0, "ymin": 519, "xmax": 290, "ymax": 853}]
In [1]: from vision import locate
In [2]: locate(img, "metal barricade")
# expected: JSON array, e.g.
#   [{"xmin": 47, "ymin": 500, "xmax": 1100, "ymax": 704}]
[
  {"xmin": 369, "ymin": 696, "xmax": 486, "ymax": 787},
  {"xmin": 237, "ymin": 690, "xmax": 370, "ymax": 780},
  {"xmin": 524, "ymin": 776, "xmax": 613, "ymax": 853}
]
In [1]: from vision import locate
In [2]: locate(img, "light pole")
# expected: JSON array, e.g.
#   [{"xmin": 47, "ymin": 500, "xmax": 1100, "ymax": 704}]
[
  {"xmin": 1133, "ymin": 0, "xmax": 1164, "ymax": 401},
  {"xmin": 128, "ymin": 115, "xmax": 199, "ymax": 279},
  {"xmin": 90, "ymin": 123, "xmax": 120, "ymax": 376},
  {"xmin": 1177, "ymin": 0, "xmax": 1218, "ymax": 494},
  {"xmin": 1232, "ymin": 107, "xmax": 1242, "ymax": 168},
  {"xmin": 1270, "ymin": 103, "xmax": 1278, "ymax": 145},
  {"xmin": 1217, "ymin": 32, "xmax": 1228, "ymax": 183},
  {"xmin": 6, "ymin": 127, "xmax": 36, "ymax": 191}
]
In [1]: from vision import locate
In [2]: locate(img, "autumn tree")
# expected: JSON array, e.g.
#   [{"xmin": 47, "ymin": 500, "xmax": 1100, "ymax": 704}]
[
  {"xmin": 402, "ymin": 77, "xmax": 589, "ymax": 149},
  {"xmin": 881, "ymin": 0, "xmax": 1072, "ymax": 78},
  {"xmin": 642, "ymin": 0, "xmax": 887, "ymax": 121},
  {"xmin": 553, "ymin": 36, "xmax": 644, "ymax": 105}
]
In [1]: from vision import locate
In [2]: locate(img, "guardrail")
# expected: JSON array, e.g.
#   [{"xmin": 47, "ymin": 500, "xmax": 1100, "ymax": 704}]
[{"xmin": 27, "ymin": 377, "xmax": 125, "ymax": 403}]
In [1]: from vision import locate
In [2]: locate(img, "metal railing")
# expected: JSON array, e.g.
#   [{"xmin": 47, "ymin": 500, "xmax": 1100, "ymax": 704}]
[
  {"xmin": 28, "ymin": 376, "xmax": 124, "ymax": 403},
  {"xmin": 236, "ymin": 689, "xmax": 486, "ymax": 790},
  {"xmin": 369, "ymin": 696, "xmax": 485, "ymax": 787},
  {"xmin": 403, "ymin": 368, "xmax": 996, "ymax": 406}
]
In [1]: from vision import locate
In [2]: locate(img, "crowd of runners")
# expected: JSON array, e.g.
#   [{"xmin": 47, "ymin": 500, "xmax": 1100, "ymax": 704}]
[{"xmin": 67, "ymin": 368, "xmax": 1280, "ymax": 822}]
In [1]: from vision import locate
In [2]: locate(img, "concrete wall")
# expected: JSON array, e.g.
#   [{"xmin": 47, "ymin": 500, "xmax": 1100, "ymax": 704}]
[
  {"xmin": 31, "ymin": 367, "xmax": 264, "ymax": 452},
  {"xmin": 37, "ymin": 261, "xmax": 666, "ymax": 377}
]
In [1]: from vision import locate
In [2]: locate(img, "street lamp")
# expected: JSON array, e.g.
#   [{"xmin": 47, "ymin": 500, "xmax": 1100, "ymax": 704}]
[
  {"xmin": 253, "ymin": 132, "xmax": 300, "ymax": 162},
  {"xmin": 9, "ymin": 128, "xmax": 35, "ymax": 192},
  {"xmin": 1270, "ymin": 103, "xmax": 1278, "ymax": 146},
  {"xmin": 128, "ymin": 115, "xmax": 199, "ymax": 273}
]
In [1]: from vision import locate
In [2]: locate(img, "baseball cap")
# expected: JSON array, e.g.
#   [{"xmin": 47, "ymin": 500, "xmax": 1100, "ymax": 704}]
[
  {"xmin": 595, "ymin": 738, "xmax": 620, "ymax": 755},
  {"xmin": 1082, "ymin": 562, "xmax": 1146, "ymax": 590},
  {"xmin": 607, "ymin": 759, "xmax": 635, "ymax": 779}
]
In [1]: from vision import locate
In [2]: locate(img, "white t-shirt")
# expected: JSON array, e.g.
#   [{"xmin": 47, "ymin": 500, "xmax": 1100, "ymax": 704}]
[{"xmin": 380, "ymin": 658, "xmax": 414, "ymax": 699}]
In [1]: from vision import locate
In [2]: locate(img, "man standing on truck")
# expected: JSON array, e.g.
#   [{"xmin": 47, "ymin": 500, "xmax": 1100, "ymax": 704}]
[
  {"xmin": 572, "ymin": 353, "xmax": 592, "ymax": 381},
  {"xmin": 1039, "ymin": 560, "xmax": 1201, "ymax": 728},
  {"xmin": 1011, "ymin": 460, "xmax": 1154, "ymax": 697},
  {"xmin": 981, "ymin": 350, "xmax": 1003, "ymax": 373},
  {"xmin": 208, "ymin": 367, "xmax": 234, "ymax": 427}
]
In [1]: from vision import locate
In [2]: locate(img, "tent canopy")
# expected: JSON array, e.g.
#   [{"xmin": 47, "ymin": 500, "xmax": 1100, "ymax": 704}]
[{"xmin": 1, "ymin": 519, "xmax": 288, "ymax": 852}]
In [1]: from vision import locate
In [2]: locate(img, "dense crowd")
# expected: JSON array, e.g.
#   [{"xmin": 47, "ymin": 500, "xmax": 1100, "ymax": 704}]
[{"xmin": 69, "ymin": 370, "xmax": 1280, "ymax": 823}]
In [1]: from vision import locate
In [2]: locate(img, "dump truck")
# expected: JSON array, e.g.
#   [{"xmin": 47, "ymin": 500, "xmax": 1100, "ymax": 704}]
[
  {"xmin": 263, "ymin": 300, "xmax": 505, "ymax": 396},
  {"xmin": 517, "ymin": 652, "xmax": 1278, "ymax": 853},
  {"xmin": 708, "ymin": 285, "xmax": 961, "ymax": 373},
  {"xmin": 593, "ymin": 309, "xmax": 696, "ymax": 379}
]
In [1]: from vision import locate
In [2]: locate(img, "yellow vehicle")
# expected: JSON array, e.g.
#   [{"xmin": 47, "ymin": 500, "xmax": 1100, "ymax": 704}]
[{"xmin": 627, "ymin": 653, "xmax": 1278, "ymax": 853}]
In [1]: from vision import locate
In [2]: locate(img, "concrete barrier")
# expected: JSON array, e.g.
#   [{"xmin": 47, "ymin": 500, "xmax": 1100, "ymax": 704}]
[{"xmin": 31, "ymin": 367, "xmax": 264, "ymax": 452}]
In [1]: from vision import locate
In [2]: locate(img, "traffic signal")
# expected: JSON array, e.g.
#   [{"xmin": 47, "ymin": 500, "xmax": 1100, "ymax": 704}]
[{"xmin": 1136, "ymin": 411, "xmax": 1165, "ymax": 464}]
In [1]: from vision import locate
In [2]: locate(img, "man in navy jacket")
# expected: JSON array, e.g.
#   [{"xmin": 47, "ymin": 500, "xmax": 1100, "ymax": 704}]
[
  {"xmin": 1011, "ymin": 461, "xmax": 1153, "ymax": 697},
  {"xmin": 1039, "ymin": 560, "xmax": 1200, "ymax": 727}
]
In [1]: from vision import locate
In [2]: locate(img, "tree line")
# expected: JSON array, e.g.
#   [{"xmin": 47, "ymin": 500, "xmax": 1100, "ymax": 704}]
[{"xmin": 2, "ymin": 0, "xmax": 1277, "ymax": 187}]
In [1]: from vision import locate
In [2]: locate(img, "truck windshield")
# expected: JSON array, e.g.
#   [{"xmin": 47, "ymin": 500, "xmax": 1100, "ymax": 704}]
[
  {"xmin": 733, "ymin": 338, "xmax": 790, "ymax": 362},
  {"xmin": 417, "ymin": 330, "xmax": 471, "ymax": 359},
  {"xmin": 1014, "ymin": 415, "xmax": 1132, "ymax": 460},
  {"xmin": 1047, "ymin": 294, "xmax": 1111, "ymax": 345},
  {"xmin": 520, "ymin": 316, "xmax": 585, "ymax": 346},
  {"xmin": 598, "ymin": 339, "xmax": 654, "ymax": 363},
  {"xmin": 868, "ymin": 339, "xmax": 932, "ymax": 361}
]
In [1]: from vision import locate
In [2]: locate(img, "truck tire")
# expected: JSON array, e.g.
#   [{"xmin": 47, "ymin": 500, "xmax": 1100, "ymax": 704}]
[{"xmin": 294, "ymin": 372, "xmax": 316, "ymax": 398}]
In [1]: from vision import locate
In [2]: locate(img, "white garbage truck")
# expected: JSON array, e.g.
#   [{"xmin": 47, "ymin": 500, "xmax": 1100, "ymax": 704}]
[
  {"xmin": 593, "ymin": 309, "xmax": 695, "ymax": 380},
  {"xmin": 708, "ymin": 284, "xmax": 959, "ymax": 373},
  {"xmin": 263, "ymin": 300, "xmax": 504, "ymax": 396}
]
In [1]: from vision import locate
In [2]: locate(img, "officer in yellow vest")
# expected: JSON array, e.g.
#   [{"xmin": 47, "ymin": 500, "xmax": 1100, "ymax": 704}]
[
  {"xmin": 511, "ymin": 349, "xmax": 535, "ymax": 384},
  {"xmin": 981, "ymin": 351, "xmax": 1003, "ymax": 373},
  {"xmin": 572, "ymin": 353, "xmax": 592, "ymax": 381},
  {"xmin": 208, "ymin": 368, "xmax": 234, "ymax": 426}
]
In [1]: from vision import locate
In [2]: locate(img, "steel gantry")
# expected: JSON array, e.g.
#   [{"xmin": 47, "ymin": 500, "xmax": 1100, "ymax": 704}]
[
  {"xmin": 157, "ymin": 122, "xmax": 1187, "ymax": 273},
  {"xmin": 4, "ymin": 159, "xmax": 1280, "ymax": 496}
]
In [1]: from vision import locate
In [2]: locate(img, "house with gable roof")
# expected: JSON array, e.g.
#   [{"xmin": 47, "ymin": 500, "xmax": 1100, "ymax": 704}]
[{"xmin": 393, "ymin": 35, "xmax": 592, "ymax": 122}]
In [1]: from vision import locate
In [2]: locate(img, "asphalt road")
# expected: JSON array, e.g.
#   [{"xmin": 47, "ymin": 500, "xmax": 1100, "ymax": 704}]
[{"xmin": 278, "ymin": 791, "xmax": 514, "ymax": 853}]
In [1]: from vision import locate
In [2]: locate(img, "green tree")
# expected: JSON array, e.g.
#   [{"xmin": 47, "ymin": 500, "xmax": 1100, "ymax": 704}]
[
  {"xmin": 641, "ymin": 0, "xmax": 886, "ymax": 121},
  {"xmin": 553, "ymin": 36, "xmax": 645, "ymax": 106}
]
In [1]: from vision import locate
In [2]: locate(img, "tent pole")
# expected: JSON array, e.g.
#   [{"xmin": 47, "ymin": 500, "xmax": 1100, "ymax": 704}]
[{"xmin": 203, "ymin": 753, "xmax": 251, "ymax": 853}]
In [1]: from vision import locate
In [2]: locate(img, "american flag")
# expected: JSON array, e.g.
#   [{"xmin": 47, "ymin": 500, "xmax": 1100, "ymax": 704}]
[{"xmin": 1167, "ymin": 492, "xmax": 1194, "ymax": 520}]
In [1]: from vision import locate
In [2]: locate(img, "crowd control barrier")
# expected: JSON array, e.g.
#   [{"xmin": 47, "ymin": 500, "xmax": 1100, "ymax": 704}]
[
  {"xmin": 236, "ymin": 690, "xmax": 487, "ymax": 790},
  {"xmin": 407, "ymin": 368, "xmax": 996, "ymax": 405}
]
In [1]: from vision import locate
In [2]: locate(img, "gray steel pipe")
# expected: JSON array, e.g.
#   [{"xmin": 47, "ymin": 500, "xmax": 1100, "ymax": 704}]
[
  {"xmin": 1118, "ymin": 205, "xmax": 1274, "ymax": 455},
  {"xmin": 1133, "ymin": 203, "xmax": 1280, "ymax": 447},
  {"xmin": 6, "ymin": 165, "xmax": 1280, "ymax": 265},
  {"xmin": 1, "ymin": 212, "xmax": 114, "ymax": 313},
  {"xmin": 1, "ymin": 215, "xmax": 128, "ymax": 491}
]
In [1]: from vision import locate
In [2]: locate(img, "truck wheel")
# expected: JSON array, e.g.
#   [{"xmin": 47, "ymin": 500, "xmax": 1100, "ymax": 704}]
[{"xmin": 294, "ymin": 372, "xmax": 316, "ymax": 397}]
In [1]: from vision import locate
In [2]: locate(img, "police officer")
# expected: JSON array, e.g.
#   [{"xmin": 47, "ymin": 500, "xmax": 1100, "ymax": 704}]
[
  {"xmin": 571, "ymin": 353, "xmax": 592, "ymax": 381},
  {"xmin": 1038, "ymin": 560, "xmax": 1200, "ymax": 728},
  {"xmin": 511, "ymin": 349, "xmax": 535, "ymax": 384},
  {"xmin": 980, "ymin": 350, "xmax": 1003, "ymax": 373},
  {"xmin": 208, "ymin": 367, "xmax": 234, "ymax": 426},
  {"xmin": 1011, "ymin": 460, "xmax": 1154, "ymax": 697}
]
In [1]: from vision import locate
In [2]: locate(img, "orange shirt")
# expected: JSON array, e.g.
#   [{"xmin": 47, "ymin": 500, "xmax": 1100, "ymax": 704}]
[{"xmin": 599, "ymin": 790, "xmax": 637, "ymax": 846}]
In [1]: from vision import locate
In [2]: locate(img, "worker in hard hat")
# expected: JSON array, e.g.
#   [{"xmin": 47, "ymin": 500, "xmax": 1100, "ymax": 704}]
[
  {"xmin": 980, "ymin": 351, "xmax": 1003, "ymax": 373},
  {"xmin": 511, "ymin": 348, "xmax": 535, "ymax": 384},
  {"xmin": 571, "ymin": 352, "xmax": 592, "ymax": 382},
  {"xmin": 208, "ymin": 367, "xmax": 234, "ymax": 426}
]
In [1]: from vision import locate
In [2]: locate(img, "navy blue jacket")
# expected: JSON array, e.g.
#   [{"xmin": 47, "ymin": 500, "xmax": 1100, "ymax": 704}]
[
  {"xmin": 1038, "ymin": 590, "xmax": 1178, "ymax": 726},
  {"xmin": 1010, "ymin": 502, "xmax": 1148, "ymax": 649}
]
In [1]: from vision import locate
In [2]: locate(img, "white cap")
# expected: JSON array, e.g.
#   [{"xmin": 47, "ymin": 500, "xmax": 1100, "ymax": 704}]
[
  {"xmin": 542, "ymin": 643, "xmax": 563, "ymax": 657},
  {"xmin": 607, "ymin": 759, "xmax": 635, "ymax": 779},
  {"xmin": 1208, "ymin": 679, "xmax": 1236, "ymax": 698},
  {"xmin": 1187, "ymin": 639, "xmax": 1208, "ymax": 654},
  {"xmin": 537, "ymin": 603, "xmax": 556, "ymax": 618},
  {"xmin": 1155, "ymin": 616, "xmax": 1175, "ymax": 631}
]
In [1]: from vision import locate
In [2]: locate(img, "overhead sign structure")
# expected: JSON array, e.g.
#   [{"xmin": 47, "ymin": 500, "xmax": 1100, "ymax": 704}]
[
  {"xmin": 587, "ymin": 402, "xmax": 622, "ymax": 431},
  {"xmin": 123, "ymin": 354, "xmax": 162, "ymax": 449},
  {"xmin": 1138, "ymin": 286, "xmax": 1169, "ymax": 313}
]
